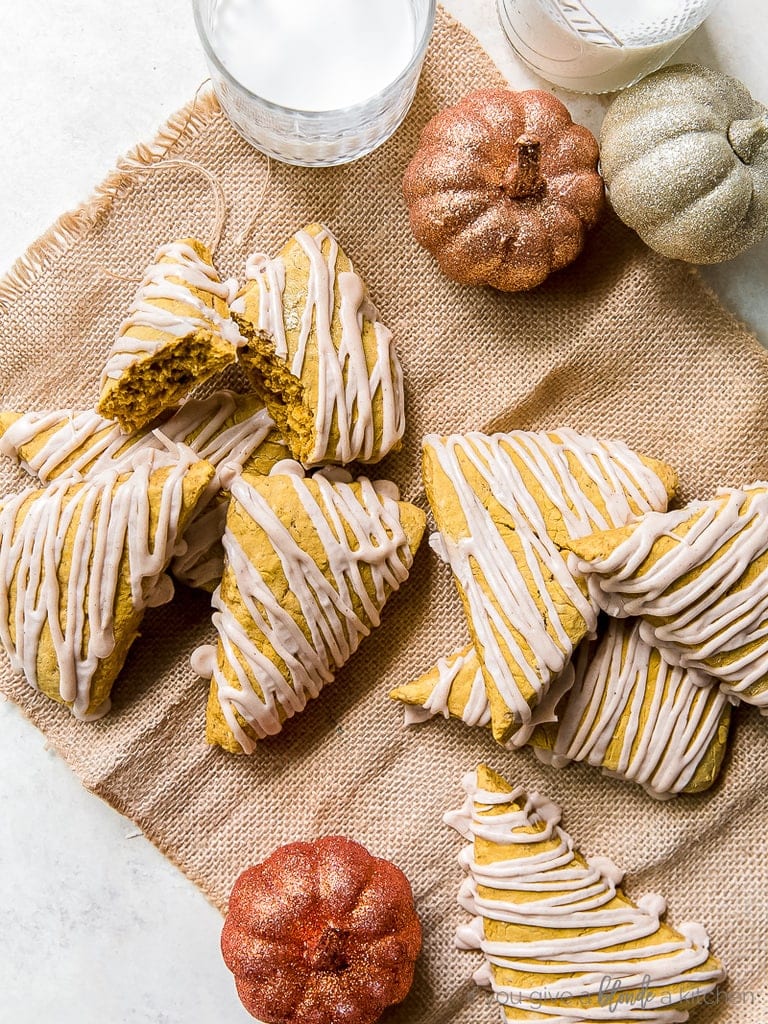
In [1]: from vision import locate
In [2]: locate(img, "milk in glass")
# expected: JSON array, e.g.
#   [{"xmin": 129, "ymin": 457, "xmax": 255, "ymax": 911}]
[
  {"xmin": 212, "ymin": 0, "xmax": 417, "ymax": 110},
  {"xmin": 497, "ymin": 0, "xmax": 721, "ymax": 92}
]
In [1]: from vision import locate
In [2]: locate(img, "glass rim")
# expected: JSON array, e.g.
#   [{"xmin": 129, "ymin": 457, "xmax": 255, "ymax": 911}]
[{"xmin": 191, "ymin": 0, "xmax": 437, "ymax": 119}]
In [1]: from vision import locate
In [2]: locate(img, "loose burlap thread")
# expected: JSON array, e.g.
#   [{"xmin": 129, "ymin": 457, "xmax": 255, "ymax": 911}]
[{"xmin": 1, "ymin": 8, "xmax": 767, "ymax": 1022}]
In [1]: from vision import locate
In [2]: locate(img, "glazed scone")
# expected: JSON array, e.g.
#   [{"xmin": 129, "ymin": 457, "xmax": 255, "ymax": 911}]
[
  {"xmin": 569, "ymin": 483, "xmax": 768, "ymax": 710},
  {"xmin": 392, "ymin": 619, "xmax": 731, "ymax": 798},
  {"xmin": 0, "ymin": 391, "xmax": 278, "ymax": 483},
  {"xmin": 192, "ymin": 463, "xmax": 426, "ymax": 753},
  {"xmin": 445, "ymin": 765, "xmax": 725, "ymax": 1022},
  {"xmin": 529, "ymin": 618, "xmax": 731, "ymax": 797},
  {"xmin": 0, "ymin": 447, "xmax": 215, "ymax": 719},
  {"xmin": 423, "ymin": 429, "xmax": 677, "ymax": 744},
  {"xmin": 97, "ymin": 239, "xmax": 241, "ymax": 432},
  {"xmin": 0, "ymin": 391, "xmax": 287, "ymax": 591},
  {"xmin": 169, "ymin": 426, "xmax": 288, "ymax": 591},
  {"xmin": 390, "ymin": 642, "xmax": 574, "ymax": 749},
  {"xmin": 232, "ymin": 223, "xmax": 405, "ymax": 466}
]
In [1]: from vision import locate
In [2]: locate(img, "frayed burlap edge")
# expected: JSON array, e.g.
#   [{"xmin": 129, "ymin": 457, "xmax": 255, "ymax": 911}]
[{"xmin": 0, "ymin": 89, "xmax": 223, "ymax": 312}]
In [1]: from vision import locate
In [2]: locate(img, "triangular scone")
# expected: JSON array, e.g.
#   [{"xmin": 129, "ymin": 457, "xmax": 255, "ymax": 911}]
[
  {"xmin": 423, "ymin": 430, "xmax": 677, "ymax": 743},
  {"xmin": 1, "ymin": 391, "xmax": 279, "ymax": 483},
  {"xmin": 97, "ymin": 239, "xmax": 241, "ymax": 432},
  {"xmin": 192, "ymin": 464, "xmax": 426, "ymax": 753},
  {"xmin": 529, "ymin": 618, "xmax": 731, "ymax": 797},
  {"xmin": 0, "ymin": 392, "xmax": 288, "ymax": 591},
  {"xmin": 569, "ymin": 483, "xmax": 768, "ymax": 710},
  {"xmin": 390, "ymin": 642, "xmax": 574, "ymax": 749},
  {"xmin": 445, "ymin": 765, "xmax": 725, "ymax": 1022},
  {"xmin": 0, "ymin": 448, "xmax": 215, "ymax": 720},
  {"xmin": 232, "ymin": 222, "xmax": 405, "ymax": 466}
]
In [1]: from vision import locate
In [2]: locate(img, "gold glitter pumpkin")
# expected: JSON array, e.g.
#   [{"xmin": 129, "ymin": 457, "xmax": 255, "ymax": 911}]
[
  {"xmin": 402, "ymin": 88, "xmax": 605, "ymax": 291},
  {"xmin": 600, "ymin": 64, "xmax": 768, "ymax": 264}
]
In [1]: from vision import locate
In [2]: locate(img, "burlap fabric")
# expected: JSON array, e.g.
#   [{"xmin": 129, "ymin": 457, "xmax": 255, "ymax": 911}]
[{"xmin": 1, "ymin": 7, "xmax": 766, "ymax": 1022}]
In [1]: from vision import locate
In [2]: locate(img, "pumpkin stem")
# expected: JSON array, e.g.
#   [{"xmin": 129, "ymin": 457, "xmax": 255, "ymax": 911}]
[
  {"xmin": 728, "ymin": 114, "xmax": 768, "ymax": 165},
  {"xmin": 306, "ymin": 924, "xmax": 349, "ymax": 972},
  {"xmin": 502, "ymin": 135, "xmax": 545, "ymax": 199}
]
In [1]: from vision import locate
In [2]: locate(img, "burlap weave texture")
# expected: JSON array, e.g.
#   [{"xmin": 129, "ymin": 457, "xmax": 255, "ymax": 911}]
[{"xmin": 1, "ymin": 8, "xmax": 767, "ymax": 1022}]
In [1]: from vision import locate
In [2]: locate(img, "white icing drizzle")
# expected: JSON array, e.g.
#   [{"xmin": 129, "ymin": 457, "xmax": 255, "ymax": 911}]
[
  {"xmin": 233, "ymin": 225, "xmax": 405, "ymax": 465},
  {"xmin": 445, "ymin": 770, "xmax": 724, "ymax": 1022},
  {"xmin": 0, "ymin": 392, "xmax": 283, "ymax": 591},
  {"xmin": 169, "ymin": 494, "xmax": 230, "ymax": 591},
  {"xmin": 425, "ymin": 431, "xmax": 671, "ymax": 728},
  {"xmin": 404, "ymin": 645, "xmax": 493, "ymax": 728},
  {"xmin": 0, "ymin": 446, "xmax": 205, "ymax": 720},
  {"xmin": 100, "ymin": 240, "xmax": 243, "ymax": 383},
  {"xmin": 571, "ymin": 484, "xmax": 768, "ymax": 707},
  {"xmin": 535, "ymin": 619, "xmax": 729, "ymax": 799},
  {"xmin": 193, "ymin": 466, "xmax": 416, "ymax": 752},
  {"xmin": 400, "ymin": 643, "xmax": 575, "ymax": 748},
  {"xmin": 1, "ymin": 391, "xmax": 276, "ymax": 484}
]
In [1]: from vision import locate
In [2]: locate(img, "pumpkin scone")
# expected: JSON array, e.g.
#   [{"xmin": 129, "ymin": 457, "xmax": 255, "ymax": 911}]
[
  {"xmin": 97, "ymin": 239, "xmax": 242, "ymax": 432},
  {"xmin": 392, "ymin": 619, "xmax": 730, "ymax": 798},
  {"xmin": 0, "ymin": 447, "xmax": 215, "ymax": 720},
  {"xmin": 0, "ymin": 391, "xmax": 278, "ymax": 484},
  {"xmin": 168, "ymin": 421, "xmax": 288, "ymax": 591},
  {"xmin": 530, "ymin": 619, "xmax": 731, "ymax": 798},
  {"xmin": 445, "ymin": 765, "xmax": 725, "ymax": 1022},
  {"xmin": 0, "ymin": 391, "xmax": 287, "ymax": 591},
  {"xmin": 390, "ymin": 642, "xmax": 575, "ymax": 749},
  {"xmin": 232, "ymin": 222, "xmax": 405, "ymax": 466},
  {"xmin": 192, "ymin": 463, "xmax": 426, "ymax": 753},
  {"xmin": 423, "ymin": 429, "xmax": 677, "ymax": 743},
  {"xmin": 569, "ymin": 483, "xmax": 768, "ymax": 710}
]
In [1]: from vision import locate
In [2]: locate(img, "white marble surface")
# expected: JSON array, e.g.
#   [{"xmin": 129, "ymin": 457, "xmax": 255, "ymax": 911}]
[{"xmin": 0, "ymin": 2, "xmax": 766, "ymax": 1021}]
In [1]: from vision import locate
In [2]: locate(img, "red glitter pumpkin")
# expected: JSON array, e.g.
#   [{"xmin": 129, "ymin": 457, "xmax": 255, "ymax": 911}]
[
  {"xmin": 221, "ymin": 836, "xmax": 422, "ymax": 1024},
  {"xmin": 403, "ymin": 88, "xmax": 605, "ymax": 291}
]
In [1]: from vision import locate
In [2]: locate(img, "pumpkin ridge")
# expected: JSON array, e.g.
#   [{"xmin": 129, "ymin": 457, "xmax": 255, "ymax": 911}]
[
  {"xmin": 729, "ymin": 113, "xmax": 768, "ymax": 165},
  {"xmin": 610, "ymin": 134, "xmax": 742, "ymax": 233},
  {"xmin": 601, "ymin": 106, "xmax": 724, "ymax": 176},
  {"xmin": 546, "ymin": 173, "xmax": 605, "ymax": 225},
  {"xmin": 648, "ymin": 168, "xmax": 758, "ymax": 256}
]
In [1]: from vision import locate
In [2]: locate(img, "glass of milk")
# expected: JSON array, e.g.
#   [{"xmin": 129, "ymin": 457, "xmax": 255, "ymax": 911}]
[
  {"xmin": 193, "ymin": 0, "xmax": 436, "ymax": 166},
  {"xmin": 496, "ymin": 0, "xmax": 721, "ymax": 93}
]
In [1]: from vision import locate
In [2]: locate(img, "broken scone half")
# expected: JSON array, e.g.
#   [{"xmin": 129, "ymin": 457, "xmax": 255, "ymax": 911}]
[
  {"xmin": 569, "ymin": 482, "xmax": 768, "ymax": 710},
  {"xmin": 423, "ymin": 429, "xmax": 677, "ymax": 744},
  {"xmin": 97, "ymin": 238, "xmax": 241, "ymax": 432},
  {"xmin": 0, "ymin": 447, "xmax": 215, "ymax": 720},
  {"xmin": 232, "ymin": 222, "xmax": 405, "ymax": 466},
  {"xmin": 445, "ymin": 764, "xmax": 725, "ymax": 1021},
  {"xmin": 193, "ymin": 462, "xmax": 426, "ymax": 753}
]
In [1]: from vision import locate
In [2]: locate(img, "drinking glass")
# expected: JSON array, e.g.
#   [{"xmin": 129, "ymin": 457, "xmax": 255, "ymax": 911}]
[
  {"xmin": 192, "ymin": 0, "xmax": 436, "ymax": 166},
  {"xmin": 496, "ymin": 0, "xmax": 722, "ymax": 93}
]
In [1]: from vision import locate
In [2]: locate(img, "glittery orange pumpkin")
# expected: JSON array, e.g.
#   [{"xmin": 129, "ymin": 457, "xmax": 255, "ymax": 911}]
[
  {"xmin": 403, "ymin": 88, "xmax": 605, "ymax": 291},
  {"xmin": 221, "ymin": 836, "xmax": 422, "ymax": 1024}
]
